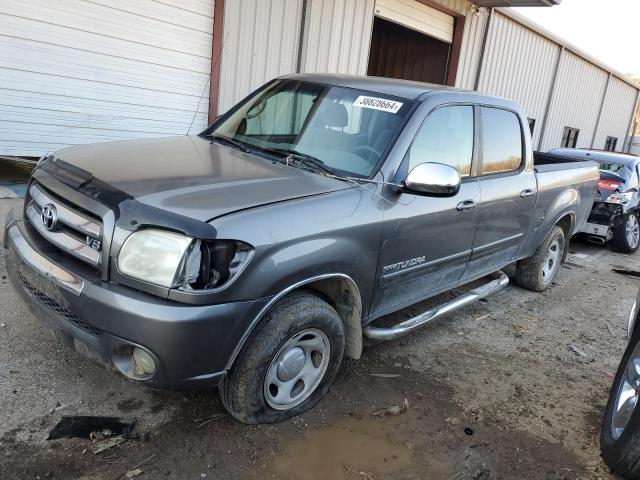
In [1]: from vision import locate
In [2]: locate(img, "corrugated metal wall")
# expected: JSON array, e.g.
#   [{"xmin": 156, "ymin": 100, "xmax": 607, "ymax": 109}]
[
  {"xmin": 217, "ymin": 0, "xmax": 303, "ymax": 114},
  {"xmin": 5, "ymin": 0, "xmax": 637, "ymax": 157},
  {"xmin": 593, "ymin": 77, "xmax": 638, "ymax": 151},
  {"xmin": 476, "ymin": 11, "xmax": 560, "ymax": 147},
  {"xmin": 0, "ymin": 0, "xmax": 214, "ymax": 157},
  {"xmin": 539, "ymin": 50, "xmax": 609, "ymax": 151},
  {"xmin": 454, "ymin": 9, "xmax": 639, "ymax": 152},
  {"xmin": 300, "ymin": 0, "xmax": 375, "ymax": 75},
  {"xmin": 455, "ymin": 7, "xmax": 487, "ymax": 90}
]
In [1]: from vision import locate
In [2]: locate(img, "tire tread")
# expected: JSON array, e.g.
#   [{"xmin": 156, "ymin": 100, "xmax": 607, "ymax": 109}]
[
  {"xmin": 219, "ymin": 291, "xmax": 344, "ymax": 424},
  {"xmin": 515, "ymin": 226, "xmax": 565, "ymax": 292}
]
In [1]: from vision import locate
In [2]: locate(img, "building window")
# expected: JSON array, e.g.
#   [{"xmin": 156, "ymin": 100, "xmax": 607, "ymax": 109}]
[
  {"xmin": 605, "ymin": 136, "xmax": 618, "ymax": 152},
  {"xmin": 561, "ymin": 127, "xmax": 580, "ymax": 148},
  {"xmin": 527, "ymin": 118, "xmax": 536, "ymax": 136}
]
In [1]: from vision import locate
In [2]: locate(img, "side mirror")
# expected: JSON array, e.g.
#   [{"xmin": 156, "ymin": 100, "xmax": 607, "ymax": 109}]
[{"xmin": 403, "ymin": 163, "xmax": 461, "ymax": 197}]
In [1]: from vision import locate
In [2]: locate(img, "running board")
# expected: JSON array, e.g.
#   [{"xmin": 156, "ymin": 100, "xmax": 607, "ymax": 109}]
[{"xmin": 363, "ymin": 271, "xmax": 509, "ymax": 341}]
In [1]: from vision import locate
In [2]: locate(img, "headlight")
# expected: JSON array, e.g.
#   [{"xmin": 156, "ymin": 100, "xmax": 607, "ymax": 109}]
[
  {"xmin": 118, "ymin": 229, "xmax": 194, "ymax": 287},
  {"xmin": 117, "ymin": 229, "xmax": 254, "ymax": 291},
  {"xmin": 181, "ymin": 239, "xmax": 254, "ymax": 291},
  {"xmin": 606, "ymin": 192, "xmax": 633, "ymax": 204}
]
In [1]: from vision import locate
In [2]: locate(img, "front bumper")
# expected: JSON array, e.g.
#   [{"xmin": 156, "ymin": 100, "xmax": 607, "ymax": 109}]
[{"xmin": 3, "ymin": 214, "xmax": 269, "ymax": 390}]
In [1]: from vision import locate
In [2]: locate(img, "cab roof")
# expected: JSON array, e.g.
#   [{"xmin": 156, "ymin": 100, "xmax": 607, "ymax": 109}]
[
  {"xmin": 277, "ymin": 74, "xmax": 524, "ymax": 114},
  {"xmin": 280, "ymin": 73, "xmax": 455, "ymax": 100}
]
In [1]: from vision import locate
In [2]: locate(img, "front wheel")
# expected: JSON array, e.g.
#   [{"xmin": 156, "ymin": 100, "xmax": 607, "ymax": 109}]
[
  {"xmin": 612, "ymin": 214, "xmax": 640, "ymax": 254},
  {"xmin": 220, "ymin": 291, "xmax": 345, "ymax": 424},
  {"xmin": 515, "ymin": 226, "xmax": 565, "ymax": 292},
  {"xmin": 601, "ymin": 325, "xmax": 640, "ymax": 478}
]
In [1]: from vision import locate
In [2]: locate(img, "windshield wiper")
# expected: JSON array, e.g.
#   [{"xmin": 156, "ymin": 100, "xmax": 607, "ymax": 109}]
[
  {"xmin": 259, "ymin": 147, "xmax": 336, "ymax": 176},
  {"xmin": 207, "ymin": 134, "xmax": 251, "ymax": 153},
  {"xmin": 259, "ymin": 147, "xmax": 406, "ymax": 207}
]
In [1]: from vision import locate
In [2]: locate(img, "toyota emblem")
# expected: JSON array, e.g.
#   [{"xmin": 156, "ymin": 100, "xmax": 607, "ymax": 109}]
[{"xmin": 41, "ymin": 204, "xmax": 58, "ymax": 231}]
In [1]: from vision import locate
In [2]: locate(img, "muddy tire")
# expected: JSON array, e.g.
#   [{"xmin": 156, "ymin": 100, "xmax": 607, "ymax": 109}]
[
  {"xmin": 612, "ymin": 214, "xmax": 640, "ymax": 254},
  {"xmin": 220, "ymin": 291, "xmax": 345, "ymax": 424},
  {"xmin": 601, "ymin": 325, "xmax": 640, "ymax": 479},
  {"xmin": 515, "ymin": 226, "xmax": 565, "ymax": 292}
]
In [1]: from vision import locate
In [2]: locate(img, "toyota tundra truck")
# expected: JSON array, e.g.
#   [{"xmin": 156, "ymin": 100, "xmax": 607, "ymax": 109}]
[{"xmin": 3, "ymin": 74, "xmax": 599, "ymax": 423}]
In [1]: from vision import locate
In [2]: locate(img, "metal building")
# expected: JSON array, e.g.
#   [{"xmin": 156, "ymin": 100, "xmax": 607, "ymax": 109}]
[{"xmin": 1, "ymin": 0, "xmax": 638, "ymax": 157}]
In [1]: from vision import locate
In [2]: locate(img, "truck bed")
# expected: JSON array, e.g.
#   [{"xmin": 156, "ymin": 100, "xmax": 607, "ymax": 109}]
[
  {"xmin": 523, "ymin": 151, "xmax": 599, "ymax": 255},
  {"xmin": 533, "ymin": 151, "xmax": 597, "ymax": 173}
]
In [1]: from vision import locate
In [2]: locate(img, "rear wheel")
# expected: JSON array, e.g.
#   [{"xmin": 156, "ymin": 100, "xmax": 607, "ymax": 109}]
[
  {"xmin": 220, "ymin": 291, "xmax": 345, "ymax": 424},
  {"xmin": 515, "ymin": 226, "xmax": 565, "ymax": 292},
  {"xmin": 601, "ymin": 325, "xmax": 640, "ymax": 478},
  {"xmin": 612, "ymin": 214, "xmax": 640, "ymax": 254}
]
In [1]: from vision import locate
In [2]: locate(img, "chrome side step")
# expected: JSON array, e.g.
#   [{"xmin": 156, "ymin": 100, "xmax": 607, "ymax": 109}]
[{"xmin": 363, "ymin": 271, "xmax": 509, "ymax": 341}]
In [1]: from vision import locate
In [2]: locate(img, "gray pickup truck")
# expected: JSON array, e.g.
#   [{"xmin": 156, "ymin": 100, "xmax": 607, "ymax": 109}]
[{"xmin": 3, "ymin": 74, "xmax": 598, "ymax": 423}]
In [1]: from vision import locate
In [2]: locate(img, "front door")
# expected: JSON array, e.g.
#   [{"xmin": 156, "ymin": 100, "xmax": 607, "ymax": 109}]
[
  {"xmin": 464, "ymin": 106, "xmax": 537, "ymax": 279},
  {"xmin": 371, "ymin": 105, "xmax": 480, "ymax": 318}
]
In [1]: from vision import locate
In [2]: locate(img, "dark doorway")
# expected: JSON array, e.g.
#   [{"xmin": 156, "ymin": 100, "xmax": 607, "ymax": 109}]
[{"xmin": 367, "ymin": 17, "xmax": 451, "ymax": 85}]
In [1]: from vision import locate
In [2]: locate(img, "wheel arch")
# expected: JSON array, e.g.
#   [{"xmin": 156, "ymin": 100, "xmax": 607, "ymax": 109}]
[
  {"xmin": 555, "ymin": 212, "xmax": 574, "ymax": 239},
  {"xmin": 554, "ymin": 212, "xmax": 575, "ymax": 262},
  {"xmin": 225, "ymin": 273, "xmax": 363, "ymax": 371}
]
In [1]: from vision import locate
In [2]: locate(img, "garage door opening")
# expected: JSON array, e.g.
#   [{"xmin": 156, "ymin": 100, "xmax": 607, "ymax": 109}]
[
  {"xmin": 368, "ymin": 17, "xmax": 451, "ymax": 85},
  {"xmin": 367, "ymin": 0, "xmax": 455, "ymax": 85}
]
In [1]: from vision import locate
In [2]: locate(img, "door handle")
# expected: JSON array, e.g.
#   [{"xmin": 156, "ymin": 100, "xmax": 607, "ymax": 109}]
[
  {"xmin": 520, "ymin": 189, "xmax": 535, "ymax": 198},
  {"xmin": 456, "ymin": 200, "xmax": 476, "ymax": 211}
]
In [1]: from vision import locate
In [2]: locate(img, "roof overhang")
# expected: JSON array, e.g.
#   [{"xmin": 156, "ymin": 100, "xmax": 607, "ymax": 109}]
[{"xmin": 474, "ymin": 0, "xmax": 560, "ymax": 6}]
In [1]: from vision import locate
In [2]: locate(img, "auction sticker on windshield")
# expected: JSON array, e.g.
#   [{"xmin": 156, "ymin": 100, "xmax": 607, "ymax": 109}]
[{"xmin": 353, "ymin": 96, "xmax": 403, "ymax": 113}]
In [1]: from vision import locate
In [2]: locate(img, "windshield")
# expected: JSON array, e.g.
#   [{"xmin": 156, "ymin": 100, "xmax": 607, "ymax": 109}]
[{"xmin": 204, "ymin": 80, "xmax": 414, "ymax": 178}]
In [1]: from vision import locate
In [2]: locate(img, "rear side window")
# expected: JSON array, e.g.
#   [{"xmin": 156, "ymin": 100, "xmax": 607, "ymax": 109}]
[
  {"xmin": 409, "ymin": 106, "xmax": 474, "ymax": 176},
  {"xmin": 480, "ymin": 107, "xmax": 523, "ymax": 175}
]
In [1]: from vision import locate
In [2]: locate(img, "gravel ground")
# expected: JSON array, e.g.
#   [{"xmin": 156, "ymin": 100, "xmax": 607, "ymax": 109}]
[{"xmin": 1, "ymin": 196, "xmax": 639, "ymax": 479}]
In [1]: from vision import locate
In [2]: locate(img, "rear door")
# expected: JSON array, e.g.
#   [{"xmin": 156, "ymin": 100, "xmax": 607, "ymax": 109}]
[
  {"xmin": 464, "ymin": 106, "xmax": 536, "ymax": 279},
  {"xmin": 371, "ymin": 105, "xmax": 480, "ymax": 318}
]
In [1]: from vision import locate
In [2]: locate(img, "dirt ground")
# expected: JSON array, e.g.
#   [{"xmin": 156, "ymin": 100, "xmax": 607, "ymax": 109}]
[{"xmin": 1, "ymin": 196, "xmax": 639, "ymax": 480}]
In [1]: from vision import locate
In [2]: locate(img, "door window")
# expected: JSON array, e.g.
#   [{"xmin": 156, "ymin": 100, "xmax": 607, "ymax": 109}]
[
  {"xmin": 480, "ymin": 107, "xmax": 523, "ymax": 175},
  {"xmin": 408, "ymin": 106, "xmax": 474, "ymax": 176}
]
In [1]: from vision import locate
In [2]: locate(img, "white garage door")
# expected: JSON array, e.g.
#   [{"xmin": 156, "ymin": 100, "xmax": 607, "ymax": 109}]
[
  {"xmin": 0, "ymin": 0, "xmax": 214, "ymax": 157},
  {"xmin": 374, "ymin": 0, "xmax": 454, "ymax": 44}
]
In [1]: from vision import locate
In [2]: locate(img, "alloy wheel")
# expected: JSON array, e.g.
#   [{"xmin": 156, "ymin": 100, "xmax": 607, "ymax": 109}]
[
  {"xmin": 611, "ymin": 341, "xmax": 640, "ymax": 440},
  {"xmin": 626, "ymin": 215, "xmax": 640, "ymax": 249}
]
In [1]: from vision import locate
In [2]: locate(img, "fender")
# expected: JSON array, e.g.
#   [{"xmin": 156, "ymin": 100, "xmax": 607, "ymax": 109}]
[{"xmin": 224, "ymin": 273, "xmax": 363, "ymax": 370}]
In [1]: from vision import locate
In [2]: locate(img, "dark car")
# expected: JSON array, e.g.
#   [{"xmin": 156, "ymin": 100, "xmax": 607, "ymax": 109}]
[
  {"xmin": 550, "ymin": 148, "xmax": 640, "ymax": 253},
  {"xmin": 602, "ymin": 289, "xmax": 640, "ymax": 478},
  {"xmin": 4, "ymin": 74, "xmax": 598, "ymax": 423}
]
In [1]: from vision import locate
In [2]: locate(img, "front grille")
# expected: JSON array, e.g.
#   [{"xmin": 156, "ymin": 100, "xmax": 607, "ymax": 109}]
[
  {"xmin": 26, "ymin": 182, "xmax": 103, "ymax": 268},
  {"xmin": 15, "ymin": 269, "xmax": 102, "ymax": 337}
]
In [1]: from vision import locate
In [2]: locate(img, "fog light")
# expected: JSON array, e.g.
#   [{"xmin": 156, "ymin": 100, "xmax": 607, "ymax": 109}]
[{"xmin": 132, "ymin": 347, "xmax": 156, "ymax": 376}]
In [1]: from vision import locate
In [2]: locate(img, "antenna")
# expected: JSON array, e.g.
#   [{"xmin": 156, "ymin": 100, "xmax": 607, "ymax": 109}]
[
  {"xmin": 186, "ymin": 31, "xmax": 229, "ymax": 135},
  {"xmin": 187, "ymin": 77, "xmax": 210, "ymax": 135}
]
